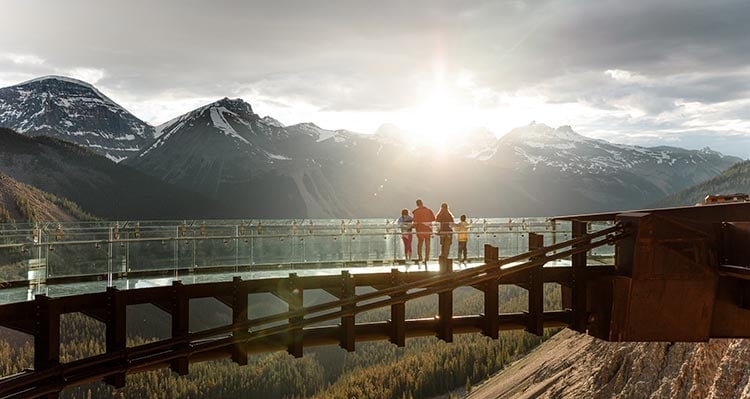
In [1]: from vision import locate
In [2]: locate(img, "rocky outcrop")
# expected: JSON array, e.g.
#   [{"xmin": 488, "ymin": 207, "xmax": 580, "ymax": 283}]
[{"xmin": 468, "ymin": 329, "xmax": 750, "ymax": 399}]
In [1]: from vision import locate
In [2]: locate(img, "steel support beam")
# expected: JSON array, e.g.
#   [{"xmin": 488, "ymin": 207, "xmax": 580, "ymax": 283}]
[
  {"xmin": 339, "ymin": 271, "xmax": 356, "ymax": 351},
  {"xmin": 33, "ymin": 295, "xmax": 60, "ymax": 399},
  {"xmin": 438, "ymin": 256, "xmax": 453, "ymax": 342},
  {"xmin": 286, "ymin": 274, "xmax": 303, "ymax": 358},
  {"xmin": 388, "ymin": 269, "xmax": 406, "ymax": 347},
  {"xmin": 571, "ymin": 221, "xmax": 589, "ymax": 332},
  {"xmin": 527, "ymin": 233, "xmax": 545, "ymax": 335},
  {"xmin": 104, "ymin": 287, "xmax": 126, "ymax": 388},
  {"xmin": 170, "ymin": 281, "xmax": 189, "ymax": 375},
  {"xmin": 231, "ymin": 277, "xmax": 249, "ymax": 365},
  {"xmin": 482, "ymin": 245, "xmax": 500, "ymax": 339}
]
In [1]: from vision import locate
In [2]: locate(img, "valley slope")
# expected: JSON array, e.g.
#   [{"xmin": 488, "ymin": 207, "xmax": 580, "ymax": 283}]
[{"xmin": 0, "ymin": 127, "xmax": 226, "ymax": 219}]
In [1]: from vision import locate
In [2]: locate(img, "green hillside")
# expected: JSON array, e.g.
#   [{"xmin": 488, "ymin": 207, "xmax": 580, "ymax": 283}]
[{"xmin": 655, "ymin": 160, "xmax": 750, "ymax": 207}]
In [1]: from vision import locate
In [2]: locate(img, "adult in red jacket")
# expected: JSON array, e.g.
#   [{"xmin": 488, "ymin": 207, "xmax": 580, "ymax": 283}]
[{"xmin": 412, "ymin": 199, "xmax": 435, "ymax": 267}]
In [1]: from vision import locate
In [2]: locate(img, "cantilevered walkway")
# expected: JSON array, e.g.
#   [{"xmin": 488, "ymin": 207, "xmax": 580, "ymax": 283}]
[{"xmin": 0, "ymin": 203, "xmax": 749, "ymax": 399}]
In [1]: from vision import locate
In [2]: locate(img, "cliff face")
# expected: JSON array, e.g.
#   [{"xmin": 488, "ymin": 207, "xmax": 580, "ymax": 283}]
[{"xmin": 468, "ymin": 329, "xmax": 750, "ymax": 399}]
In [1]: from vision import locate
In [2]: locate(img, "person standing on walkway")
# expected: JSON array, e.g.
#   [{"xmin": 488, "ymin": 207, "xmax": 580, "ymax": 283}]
[
  {"xmin": 412, "ymin": 199, "xmax": 435, "ymax": 268},
  {"xmin": 435, "ymin": 202, "xmax": 455, "ymax": 261},
  {"xmin": 454, "ymin": 214, "xmax": 470, "ymax": 267},
  {"xmin": 396, "ymin": 209, "xmax": 414, "ymax": 262}
]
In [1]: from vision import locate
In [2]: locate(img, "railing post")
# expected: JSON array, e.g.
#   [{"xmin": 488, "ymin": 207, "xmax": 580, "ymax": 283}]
[
  {"xmin": 571, "ymin": 221, "xmax": 588, "ymax": 332},
  {"xmin": 34, "ymin": 294, "xmax": 60, "ymax": 370},
  {"xmin": 231, "ymin": 276, "xmax": 249, "ymax": 365},
  {"xmin": 339, "ymin": 271, "xmax": 355, "ymax": 351},
  {"xmin": 527, "ymin": 233, "xmax": 544, "ymax": 336},
  {"xmin": 105, "ymin": 287, "xmax": 126, "ymax": 388},
  {"xmin": 170, "ymin": 281, "xmax": 189, "ymax": 375},
  {"xmin": 388, "ymin": 268, "xmax": 405, "ymax": 347},
  {"xmin": 482, "ymin": 245, "xmax": 500, "ymax": 338},
  {"xmin": 31, "ymin": 294, "xmax": 61, "ymax": 397},
  {"xmin": 287, "ymin": 273, "xmax": 304, "ymax": 358},
  {"xmin": 437, "ymin": 256, "xmax": 453, "ymax": 342},
  {"xmin": 484, "ymin": 244, "xmax": 499, "ymax": 264}
]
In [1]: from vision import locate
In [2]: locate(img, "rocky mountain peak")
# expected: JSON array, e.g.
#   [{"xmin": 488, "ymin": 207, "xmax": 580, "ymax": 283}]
[
  {"xmin": 501, "ymin": 121, "xmax": 587, "ymax": 144},
  {"xmin": 261, "ymin": 116, "xmax": 285, "ymax": 127},
  {"xmin": 17, "ymin": 75, "xmax": 116, "ymax": 104},
  {"xmin": 212, "ymin": 97, "xmax": 255, "ymax": 118},
  {"xmin": 0, "ymin": 75, "xmax": 155, "ymax": 162}
]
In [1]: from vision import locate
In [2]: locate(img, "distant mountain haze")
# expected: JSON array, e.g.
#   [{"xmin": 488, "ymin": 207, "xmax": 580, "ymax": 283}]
[
  {"xmin": 0, "ymin": 76, "xmax": 743, "ymax": 219},
  {"xmin": 126, "ymin": 100, "xmax": 740, "ymax": 217},
  {"xmin": 655, "ymin": 160, "xmax": 750, "ymax": 207}
]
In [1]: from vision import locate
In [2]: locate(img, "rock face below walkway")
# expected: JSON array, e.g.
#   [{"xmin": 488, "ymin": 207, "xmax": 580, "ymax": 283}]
[{"xmin": 467, "ymin": 329, "xmax": 750, "ymax": 399}]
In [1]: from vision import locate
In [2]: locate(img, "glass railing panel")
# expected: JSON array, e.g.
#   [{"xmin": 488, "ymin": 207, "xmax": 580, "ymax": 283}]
[
  {"xmin": 0, "ymin": 217, "xmax": 593, "ymax": 287},
  {"xmin": 252, "ymin": 231, "xmax": 293, "ymax": 266},
  {"xmin": 194, "ymin": 225, "xmax": 240, "ymax": 270},
  {"xmin": 47, "ymin": 242, "xmax": 109, "ymax": 278},
  {"xmin": 45, "ymin": 225, "xmax": 111, "ymax": 278},
  {"xmin": 0, "ymin": 233, "xmax": 37, "ymax": 284},
  {"xmin": 125, "ymin": 226, "xmax": 177, "ymax": 273}
]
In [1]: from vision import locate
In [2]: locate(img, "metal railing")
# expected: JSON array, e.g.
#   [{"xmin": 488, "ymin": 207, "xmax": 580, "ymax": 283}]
[
  {"xmin": 0, "ymin": 222, "xmax": 627, "ymax": 399},
  {"xmin": 0, "ymin": 218, "xmax": 615, "ymax": 289}
]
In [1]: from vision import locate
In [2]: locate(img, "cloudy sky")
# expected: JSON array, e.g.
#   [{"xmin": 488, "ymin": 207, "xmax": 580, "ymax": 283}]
[{"xmin": 2, "ymin": 0, "xmax": 750, "ymax": 157}]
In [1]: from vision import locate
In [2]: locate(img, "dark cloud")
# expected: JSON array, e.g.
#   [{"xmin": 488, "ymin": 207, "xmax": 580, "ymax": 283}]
[{"xmin": 1, "ymin": 0, "xmax": 750, "ymax": 156}]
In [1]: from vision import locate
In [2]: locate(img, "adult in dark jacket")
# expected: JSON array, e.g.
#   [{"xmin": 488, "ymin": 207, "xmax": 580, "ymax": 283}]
[
  {"xmin": 435, "ymin": 202, "xmax": 454, "ymax": 259},
  {"xmin": 412, "ymin": 199, "xmax": 435, "ymax": 267}
]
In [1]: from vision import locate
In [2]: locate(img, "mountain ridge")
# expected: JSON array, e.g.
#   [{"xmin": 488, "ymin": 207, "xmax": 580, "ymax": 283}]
[
  {"xmin": 654, "ymin": 160, "xmax": 750, "ymax": 207},
  {"xmin": 0, "ymin": 75, "xmax": 744, "ymax": 218},
  {"xmin": 0, "ymin": 127, "xmax": 228, "ymax": 219},
  {"xmin": 0, "ymin": 76, "xmax": 155, "ymax": 162}
]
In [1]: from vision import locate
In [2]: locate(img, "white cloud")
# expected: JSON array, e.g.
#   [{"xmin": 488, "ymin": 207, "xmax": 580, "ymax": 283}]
[
  {"xmin": 66, "ymin": 67, "xmax": 105, "ymax": 84},
  {"xmin": 3, "ymin": 53, "xmax": 45, "ymax": 66},
  {"xmin": 0, "ymin": 0, "xmax": 749, "ymax": 157}
]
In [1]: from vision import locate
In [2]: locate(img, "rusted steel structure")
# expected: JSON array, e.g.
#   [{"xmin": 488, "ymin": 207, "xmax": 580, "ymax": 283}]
[
  {"xmin": 555, "ymin": 202, "xmax": 750, "ymax": 341},
  {"xmin": 0, "ymin": 202, "xmax": 748, "ymax": 398}
]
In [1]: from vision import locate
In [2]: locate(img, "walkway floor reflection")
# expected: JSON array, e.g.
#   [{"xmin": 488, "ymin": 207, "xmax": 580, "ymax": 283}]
[{"xmin": 0, "ymin": 259, "xmax": 575, "ymax": 305}]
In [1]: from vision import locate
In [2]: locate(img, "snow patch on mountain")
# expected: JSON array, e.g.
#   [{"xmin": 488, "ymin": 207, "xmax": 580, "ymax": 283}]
[
  {"xmin": 495, "ymin": 122, "xmax": 735, "ymax": 177},
  {"xmin": 0, "ymin": 75, "xmax": 155, "ymax": 162},
  {"xmin": 19, "ymin": 75, "xmax": 119, "ymax": 107},
  {"xmin": 209, "ymin": 106, "xmax": 250, "ymax": 144},
  {"xmin": 289, "ymin": 122, "xmax": 337, "ymax": 142},
  {"xmin": 261, "ymin": 116, "xmax": 285, "ymax": 128},
  {"xmin": 266, "ymin": 152, "xmax": 291, "ymax": 160}
]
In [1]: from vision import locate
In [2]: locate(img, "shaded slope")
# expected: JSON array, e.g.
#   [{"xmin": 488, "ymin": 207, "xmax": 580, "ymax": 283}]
[
  {"xmin": 655, "ymin": 160, "xmax": 750, "ymax": 207},
  {"xmin": 0, "ymin": 172, "xmax": 92, "ymax": 222},
  {"xmin": 0, "ymin": 127, "xmax": 225, "ymax": 219},
  {"xmin": 126, "ymin": 98, "xmax": 352, "ymax": 218}
]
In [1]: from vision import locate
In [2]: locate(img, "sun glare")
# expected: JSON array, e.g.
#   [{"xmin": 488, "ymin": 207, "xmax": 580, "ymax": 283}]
[{"xmin": 402, "ymin": 90, "xmax": 466, "ymax": 151}]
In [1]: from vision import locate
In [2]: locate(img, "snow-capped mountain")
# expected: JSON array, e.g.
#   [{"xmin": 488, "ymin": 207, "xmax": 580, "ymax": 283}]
[
  {"xmin": 0, "ymin": 76, "xmax": 155, "ymax": 162},
  {"xmin": 491, "ymin": 122, "xmax": 739, "ymax": 197},
  {"xmin": 0, "ymin": 75, "xmax": 741, "ymax": 218},
  {"xmin": 128, "ymin": 110, "xmax": 741, "ymax": 217},
  {"xmin": 126, "ymin": 98, "xmax": 359, "ymax": 217}
]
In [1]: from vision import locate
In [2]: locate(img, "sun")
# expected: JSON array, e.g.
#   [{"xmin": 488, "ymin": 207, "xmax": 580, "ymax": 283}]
[{"xmin": 402, "ymin": 90, "xmax": 465, "ymax": 151}]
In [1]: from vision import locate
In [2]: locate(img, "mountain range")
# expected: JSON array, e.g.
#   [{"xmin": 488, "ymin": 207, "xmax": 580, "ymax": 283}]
[
  {"xmin": 655, "ymin": 160, "xmax": 750, "ymax": 207},
  {"xmin": 0, "ymin": 127, "xmax": 226, "ymax": 220},
  {"xmin": 0, "ymin": 75, "xmax": 744, "ymax": 219}
]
